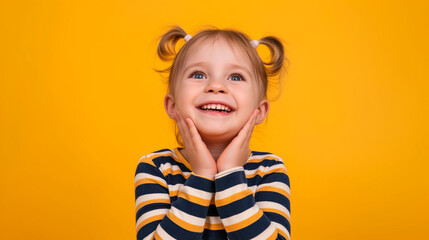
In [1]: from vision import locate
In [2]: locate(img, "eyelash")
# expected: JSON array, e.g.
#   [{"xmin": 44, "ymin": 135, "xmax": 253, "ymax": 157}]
[{"xmin": 189, "ymin": 70, "xmax": 245, "ymax": 81}]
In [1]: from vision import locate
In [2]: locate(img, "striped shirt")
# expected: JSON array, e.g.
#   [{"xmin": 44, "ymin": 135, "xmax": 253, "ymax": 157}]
[{"xmin": 135, "ymin": 148, "xmax": 291, "ymax": 240}]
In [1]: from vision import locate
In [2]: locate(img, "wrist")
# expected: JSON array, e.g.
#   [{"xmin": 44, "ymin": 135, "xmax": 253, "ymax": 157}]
[
  {"xmin": 193, "ymin": 170, "xmax": 216, "ymax": 180},
  {"xmin": 217, "ymin": 164, "xmax": 241, "ymax": 173}
]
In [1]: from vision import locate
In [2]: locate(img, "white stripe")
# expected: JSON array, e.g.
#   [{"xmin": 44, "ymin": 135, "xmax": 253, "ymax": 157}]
[
  {"xmin": 244, "ymin": 162, "xmax": 286, "ymax": 177},
  {"xmin": 244, "ymin": 165, "xmax": 267, "ymax": 175},
  {"xmin": 273, "ymin": 222, "xmax": 290, "ymax": 239},
  {"xmin": 256, "ymin": 201, "xmax": 291, "ymax": 219},
  {"xmin": 215, "ymin": 183, "xmax": 248, "ymax": 200},
  {"xmin": 251, "ymin": 222, "xmax": 276, "ymax": 240},
  {"xmin": 221, "ymin": 206, "xmax": 260, "ymax": 226},
  {"xmin": 247, "ymin": 154, "xmax": 274, "ymax": 161},
  {"xmin": 170, "ymin": 206, "xmax": 206, "ymax": 226},
  {"xmin": 181, "ymin": 185, "xmax": 213, "ymax": 200},
  {"xmin": 168, "ymin": 183, "xmax": 184, "ymax": 192},
  {"xmin": 256, "ymin": 181, "xmax": 290, "ymax": 195},
  {"xmin": 249, "ymin": 185, "xmax": 258, "ymax": 194},
  {"xmin": 247, "ymin": 154, "xmax": 281, "ymax": 162},
  {"xmin": 265, "ymin": 162, "xmax": 287, "ymax": 172},
  {"xmin": 135, "ymin": 173, "xmax": 167, "ymax": 186},
  {"xmin": 135, "ymin": 193, "xmax": 170, "ymax": 209},
  {"xmin": 160, "ymin": 163, "xmax": 191, "ymax": 176},
  {"xmin": 155, "ymin": 224, "xmax": 176, "ymax": 240},
  {"xmin": 136, "ymin": 208, "xmax": 168, "ymax": 230},
  {"xmin": 206, "ymin": 216, "xmax": 222, "ymax": 224}
]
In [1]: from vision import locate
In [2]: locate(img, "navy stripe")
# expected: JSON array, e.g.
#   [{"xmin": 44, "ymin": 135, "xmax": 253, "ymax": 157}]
[
  {"xmin": 173, "ymin": 198, "xmax": 210, "ymax": 218},
  {"xmin": 215, "ymin": 170, "xmax": 247, "ymax": 192},
  {"xmin": 207, "ymin": 204, "xmax": 219, "ymax": 216},
  {"xmin": 160, "ymin": 216, "xmax": 202, "ymax": 239},
  {"xmin": 227, "ymin": 213, "xmax": 269, "ymax": 239},
  {"xmin": 165, "ymin": 173, "xmax": 186, "ymax": 184},
  {"xmin": 255, "ymin": 191, "xmax": 290, "ymax": 208},
  {"xmin": 135, "ymin": 183, "xmax": 168, "ymax": 199},
  {"xmin": 244, "ymin": 159, "xmax": 278, "ymax": 169},
  {"xmin": 216, "ymin": 194, "xmax": 255, "ymax": 217},
  {"xmin": 203, "ymin": 229, "xmax": 227, "ymax": 239},
  {"xmin": 264, "ymin": 212, "xmax": 291, "ymax": 232},
  {"xmin": 251, "ymin": 151, "xmax": 273, "ymax": 155},
  {"xmin": 136, "ymin": 202, "xmax": 170, "ymax": 221},
  {"xmin": 185, "ymin": 174, "xmax": 215, "ymax": 192},
  {"xmin": 135, "ymin": 162, "xmax": 165, "ymax": 179},
  {"xmin": 137, "ymin": 220, "xmax": 162, "ymax": 239}
]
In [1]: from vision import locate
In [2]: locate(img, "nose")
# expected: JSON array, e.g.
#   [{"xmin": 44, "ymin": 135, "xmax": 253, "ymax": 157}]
[{"xmin": 204, "ymin": 78, "xmax": 228, "ymax": 94}]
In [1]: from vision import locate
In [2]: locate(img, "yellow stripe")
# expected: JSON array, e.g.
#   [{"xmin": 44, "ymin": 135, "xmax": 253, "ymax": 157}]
[
  {"xmin": 224, "ymin": 210, "xmax": 263, "ymax": 232},
  {"xmin": 266, "ymin": 230, "xmax": 278, "ymax": 240},
  {"xmin": 136, "ymin": 198, "xmax": 170, "ymax": 212},
  {"xmin": 135, "ymin": 178, "xmax": 168, "ymax": 189},
  {"xmin": 245, "ymin": 164, "xmax": 288, "ymax": 178},
  {"xmin": 169, "ymin": 190, "xmax": 178, "ymax": 198},
  {"xmin": 266, "ymin": 167, "xmax": 288, "ymax": 175},
  {"xmin": 177, "ymin": 191, "xmax": 211, "ymax": 206},
  {"xmin": 162, "ymin": 169, "xmax": 184, "ymax": 176},
  {"xmin": 166, "ymin": 211, "xmax": 203, "ymax": 232},
  {"xmin": 260, "ymin": 207, "xmax": 291, "ymax": 223},
  {"xmin": 204, "ymin": 222, "xmax": 224, "ymax": 230},
  {"xmin": 136, "ymin": 214, "xmax": 165, "ymax": 233},
  {"xmin": 246, "ymin": 169, "xmax": 265, "ymax": 178},
  {"xmin": 246, "ymin": 156, "xmax": 281, "ymax": 164},
  {"xmin": 256, "ymin": 186, "xmax": 290, "ymax": 199},
  {"xmin": 276, "ymin": 228, "xmax": 289, "ymax": 240},
  {"xmin": 215, "ymin": 190, "xmax": 252, "ymax": 207},
  {"xmin": 153, "ymin": 230, "xmax": 162, "ymax": 239}
]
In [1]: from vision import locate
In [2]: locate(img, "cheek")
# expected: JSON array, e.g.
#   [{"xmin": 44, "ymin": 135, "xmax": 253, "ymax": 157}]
[{"xmin": 173, "ymin": 95, "xmax": 196, "ymax": 119}]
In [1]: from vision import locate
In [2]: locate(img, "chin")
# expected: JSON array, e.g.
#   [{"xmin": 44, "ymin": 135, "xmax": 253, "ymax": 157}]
[{"xmin": 198, "ymin": 128, "xmax": 238, "ymax": 144}]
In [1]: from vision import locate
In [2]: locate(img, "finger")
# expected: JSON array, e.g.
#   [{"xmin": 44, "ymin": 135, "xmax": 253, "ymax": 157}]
[
  {"xmin": 237, "ymin": 109, "xmax": 259, "ymax": 143},
  {"xmin": 185, "ymin": 118, "xmax": 204, "ymax": 145},
  {"xmin": 175, "ymin": 111, "xmax": 191, "ymax": 146},
  {"xmin": 245, "ymin": 110, "xmax": 258, "ymax": 144}
]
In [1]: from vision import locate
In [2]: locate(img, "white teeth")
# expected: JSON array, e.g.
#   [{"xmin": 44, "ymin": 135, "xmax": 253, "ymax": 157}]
[{"xmin": 199, "ymin": 103, "xmax": 232, "ymax": 112}]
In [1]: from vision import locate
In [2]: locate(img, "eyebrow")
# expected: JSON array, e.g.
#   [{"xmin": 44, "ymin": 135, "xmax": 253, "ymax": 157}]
[{"xmin": 182, "ymin": 62, "xmax": 253, "ymax": 77}]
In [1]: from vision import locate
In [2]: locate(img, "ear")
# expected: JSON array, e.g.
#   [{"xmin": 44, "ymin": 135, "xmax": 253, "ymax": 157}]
[
  {"xmin": 255, "ymin": 99, "xmax": 269, "ymax": 124},
  {"xmin": 164, "ymin": 93, "xmax": 176, "ymax": 119}
]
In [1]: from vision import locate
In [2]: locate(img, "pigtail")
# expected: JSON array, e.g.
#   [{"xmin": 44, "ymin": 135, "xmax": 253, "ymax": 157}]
[
  {"xmin": 155, "ymin": 25, "xmax": 188, "ymax": 74},
  {"xmin": 258, "ymin": 36, "xmax": 288, "ymax": 78}
]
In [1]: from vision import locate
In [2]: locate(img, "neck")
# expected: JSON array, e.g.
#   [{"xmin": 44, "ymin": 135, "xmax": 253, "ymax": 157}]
[
  {"xmin": 179, "ymin": 138, "xmax": 231, "ymax": 162},
  {"xmin": 205, "ymin": 142, "xmax": 228, "ymax": 161}
]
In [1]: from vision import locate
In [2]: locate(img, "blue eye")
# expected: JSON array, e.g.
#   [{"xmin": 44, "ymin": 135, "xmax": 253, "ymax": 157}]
[
  {"xmin": 229, "ymin": 74, "xmax": 243, "ymax": 81},
  {"xmin": 192, "ymin": 72, "xmax": 206, "ymax": 79}
]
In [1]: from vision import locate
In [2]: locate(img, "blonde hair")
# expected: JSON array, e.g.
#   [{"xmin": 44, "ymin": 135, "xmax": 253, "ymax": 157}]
[{"xmin": 155, "ymin": 25, "xmax": 288, "ymax": 146}]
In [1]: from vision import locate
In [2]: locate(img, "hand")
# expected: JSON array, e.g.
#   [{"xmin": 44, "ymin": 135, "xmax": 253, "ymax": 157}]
[
  {"xmin": 216, "ymin": 109, "xmax": 259, "ymax": 173},
  {"xmin": 173, "ymin": 110, "xmax": 218, "ymax": 179}
]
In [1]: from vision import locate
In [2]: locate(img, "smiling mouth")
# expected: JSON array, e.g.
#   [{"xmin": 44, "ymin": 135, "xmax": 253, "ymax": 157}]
[{"xmin": 198, "ymin": 104, "xmax": 233, "ymax": 113}]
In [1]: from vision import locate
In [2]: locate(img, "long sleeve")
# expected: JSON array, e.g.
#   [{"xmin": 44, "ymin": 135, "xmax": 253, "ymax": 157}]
[
  {"xmin": 214, "ymin": 159, "xmax": 291, "ymax": 240},
  {"xmin": 135, "ymin": 156, "xmax": 215, "ymax": 240}
]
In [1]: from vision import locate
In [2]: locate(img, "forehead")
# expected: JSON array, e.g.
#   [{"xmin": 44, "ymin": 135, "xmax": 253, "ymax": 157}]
[{"xmin": 181, "ymin": 38, "xmax": 254, "ymax": 74}]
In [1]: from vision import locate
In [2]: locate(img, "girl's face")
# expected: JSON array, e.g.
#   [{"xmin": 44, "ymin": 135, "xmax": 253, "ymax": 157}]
[{"xmin": 164, "ymin": 39, "xmax": 269, "ymax": 144}]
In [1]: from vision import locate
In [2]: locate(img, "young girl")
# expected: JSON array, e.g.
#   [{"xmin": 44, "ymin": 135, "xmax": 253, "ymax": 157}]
[{"xmin": 135, "ymin": 26, "xmax": 290, "ymax": 240}]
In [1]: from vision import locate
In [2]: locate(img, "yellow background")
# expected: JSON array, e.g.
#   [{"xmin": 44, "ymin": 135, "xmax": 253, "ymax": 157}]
[{"xmin": 1, "ymin": 0, "xmax": 428, "ymax": 239}]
